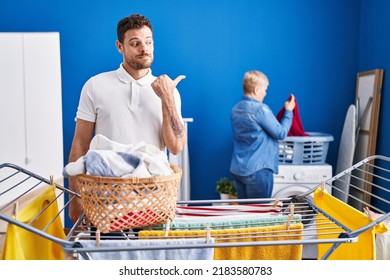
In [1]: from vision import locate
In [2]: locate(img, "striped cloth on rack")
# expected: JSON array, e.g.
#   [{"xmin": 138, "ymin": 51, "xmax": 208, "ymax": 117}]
[
  {"xmin": 155, "ymin": 213, "xmax": 302, "ymax": 230},
  {"xmin": 175, "ymin": 202, "xmax": 283, "ymax": 217}
]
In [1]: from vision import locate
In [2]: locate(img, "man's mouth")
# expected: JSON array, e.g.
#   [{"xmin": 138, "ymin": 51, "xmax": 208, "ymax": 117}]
[{"xmin": 137, "ymin": 55, "xmax": 151, "ymax": 59}]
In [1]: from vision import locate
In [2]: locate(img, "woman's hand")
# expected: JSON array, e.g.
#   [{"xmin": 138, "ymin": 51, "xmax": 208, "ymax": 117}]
[{"xmin": 284, "ymin": 94, "xmax": 296, "ymax": 111}]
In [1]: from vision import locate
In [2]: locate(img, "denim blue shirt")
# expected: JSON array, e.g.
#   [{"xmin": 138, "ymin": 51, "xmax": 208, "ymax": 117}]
[{"xmin": 230, "ymin": 96, "xmax": 293, "ymax": 176}]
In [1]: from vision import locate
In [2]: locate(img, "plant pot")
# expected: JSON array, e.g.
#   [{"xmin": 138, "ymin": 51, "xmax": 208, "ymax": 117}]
[
  {"xmin": 219, "ymin": 193, "xmax": 238, "ymax": 205},
  {"xmin": 220, "ymin": 193, "xmax": 230, "ymax": 200}
]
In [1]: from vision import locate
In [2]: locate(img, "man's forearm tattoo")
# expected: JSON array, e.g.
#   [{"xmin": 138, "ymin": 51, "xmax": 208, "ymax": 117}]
[
  {"xmin": 166, "ymin": 98, "xmax": 184, "ymax": 138},
  {"xmin": 170, "ymin": 115, "xmax": 185, "ymax": 138}
]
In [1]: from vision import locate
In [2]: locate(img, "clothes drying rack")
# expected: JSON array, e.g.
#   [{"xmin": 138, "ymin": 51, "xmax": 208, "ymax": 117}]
[{"xmin": 0, "ymin": 155, "xmax": 389, "ymax": 260}]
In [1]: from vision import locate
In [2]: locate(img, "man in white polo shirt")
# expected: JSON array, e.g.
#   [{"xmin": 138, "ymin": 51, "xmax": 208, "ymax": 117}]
[{"xmin": 67, "ymin": 14, "xmax": 186, "ymax": 223}]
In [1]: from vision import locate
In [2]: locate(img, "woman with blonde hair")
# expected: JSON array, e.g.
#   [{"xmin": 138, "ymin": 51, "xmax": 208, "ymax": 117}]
[{"xmin": 230, "ymin": 70, "xmax": 295, "ymax": 199}]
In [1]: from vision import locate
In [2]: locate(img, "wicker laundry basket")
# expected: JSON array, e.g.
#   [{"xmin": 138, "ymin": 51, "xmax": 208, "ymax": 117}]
[{"xmin": 76, "ymin": 164, "xmax": 182, "ymax": 233}]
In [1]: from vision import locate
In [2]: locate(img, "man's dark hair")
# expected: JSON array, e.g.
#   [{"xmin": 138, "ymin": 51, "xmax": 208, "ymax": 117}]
[{"xmin": 117, "ymin": 14, "xmax": 153, "ymax": 43}]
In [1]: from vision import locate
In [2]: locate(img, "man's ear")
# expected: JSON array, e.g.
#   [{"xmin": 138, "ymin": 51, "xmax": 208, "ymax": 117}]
[{"xmin": 116, "ymin": 40, "xmax": 124, "ymax": 54}]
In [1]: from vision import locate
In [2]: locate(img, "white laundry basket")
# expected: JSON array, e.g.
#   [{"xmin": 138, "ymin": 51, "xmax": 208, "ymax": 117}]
[{"xmin": 278, "ymin": 132, "xmax": 334, "ymax": 164}]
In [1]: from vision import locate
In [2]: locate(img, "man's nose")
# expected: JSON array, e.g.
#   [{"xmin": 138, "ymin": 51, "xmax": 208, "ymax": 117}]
[{"xmin": 140, "ymin": 42, "xmax": 149, "ymax": 52}]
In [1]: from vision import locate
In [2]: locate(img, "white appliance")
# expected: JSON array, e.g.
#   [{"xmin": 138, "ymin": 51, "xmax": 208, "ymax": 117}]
[
  {"xmin": 273, "ymin": 164, "xmax": 332, "ymax": 198},
  {"xmin": 273, "ymin": 164, "xmax": 333, "ymax": 259}
]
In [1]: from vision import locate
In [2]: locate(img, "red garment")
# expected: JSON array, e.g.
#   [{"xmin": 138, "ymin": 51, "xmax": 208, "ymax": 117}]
[{"xmin": 276, "ymin": 96, "xmax": 309, "ymax": 136}]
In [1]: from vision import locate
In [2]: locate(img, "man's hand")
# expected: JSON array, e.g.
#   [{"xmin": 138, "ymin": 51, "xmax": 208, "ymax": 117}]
[
  {"xmin": 172, "ymin": 75, "xmax": 186, "ymax": 86},
  {"xmin": 151, "ymin": 74, "xmax": 186, "ymax": 100}
]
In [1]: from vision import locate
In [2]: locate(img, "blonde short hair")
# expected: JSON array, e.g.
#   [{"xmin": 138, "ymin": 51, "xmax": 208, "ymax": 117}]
[{"xmin": 242, "ymin": 70, "xmax": 269, "ymax": 93}]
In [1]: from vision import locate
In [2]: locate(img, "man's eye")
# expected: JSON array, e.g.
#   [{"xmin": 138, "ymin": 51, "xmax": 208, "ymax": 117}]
[{"xmin": 130, "ymin": 42, "xmax": 139, "ymax": 47}]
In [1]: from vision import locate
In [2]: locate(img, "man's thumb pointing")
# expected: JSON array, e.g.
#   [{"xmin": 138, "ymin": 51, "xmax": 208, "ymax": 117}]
[{"xmin": 173, "ymin": 75, "xmax": 186, "ymax": 86}]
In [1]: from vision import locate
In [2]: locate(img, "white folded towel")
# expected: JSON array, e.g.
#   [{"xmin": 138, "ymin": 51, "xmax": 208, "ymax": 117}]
[
  {"xmin": 86, "ymin": 150, "xmax": 141, "ymax": 177},
  {"xmin": 63, "ymin": 150, "xmax": 141, "ymax": 177},
  {"xmin": 63, "ymin": 134, "xmax": 173, "ymax": 178},
  {"xmin": 91, "ymin": 134, "xmax": 173, "ymax": 176}
]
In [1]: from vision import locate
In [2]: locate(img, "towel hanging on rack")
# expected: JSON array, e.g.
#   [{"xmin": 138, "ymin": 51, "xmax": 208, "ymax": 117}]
[
  {"xmin": 314, "ymin": 188, "xmax": 387, "ymax": 260},
  {"xmin": 77, "ymin": 238, "xmax": 214, "ymax": 260},
  {"xmin": 0, "ymin": 185, "xmax": 66, "ymax": 260},
  {"xmin": 139, "ymin": 223, "xmax": 304, "ymax": 260}
]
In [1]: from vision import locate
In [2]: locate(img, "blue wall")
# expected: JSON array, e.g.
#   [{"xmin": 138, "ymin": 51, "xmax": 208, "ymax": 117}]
[
  {"xmin": 358, "ymin": 0, "xmax": 390, "ymax": 210},
  {"xmin": 359, "ymin": 0, "xmax": 390, "ymax": 158},
  {"xmin": 2, "ymin": 0, "xmax": 389, "ymax": 225}
]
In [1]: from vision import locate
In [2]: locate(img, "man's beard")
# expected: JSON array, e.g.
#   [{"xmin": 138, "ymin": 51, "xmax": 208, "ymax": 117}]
[{"xmin": 126, "ymin": 55, "xmax": 153, "ymax": 70}]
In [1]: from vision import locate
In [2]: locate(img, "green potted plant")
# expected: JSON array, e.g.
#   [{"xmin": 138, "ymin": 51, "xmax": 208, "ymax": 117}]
[{"xmin": 216, "ymin": 177, "xmax": 237, "ymax": 200}]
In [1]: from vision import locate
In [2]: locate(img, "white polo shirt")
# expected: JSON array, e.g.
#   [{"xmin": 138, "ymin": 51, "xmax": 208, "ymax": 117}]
[{"xmin": 76, "ymin": 64, "xmax": 183, "ymax": 150}]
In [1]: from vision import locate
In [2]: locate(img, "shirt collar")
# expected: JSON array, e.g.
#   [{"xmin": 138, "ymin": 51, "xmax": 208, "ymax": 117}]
[
  {"xmin": 116, "ymin": 63, "xmax": 154, "ymax": 85},
  {"xmin": 243, "ymin": 95, "xmax": 260, "ymax": 103}
]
